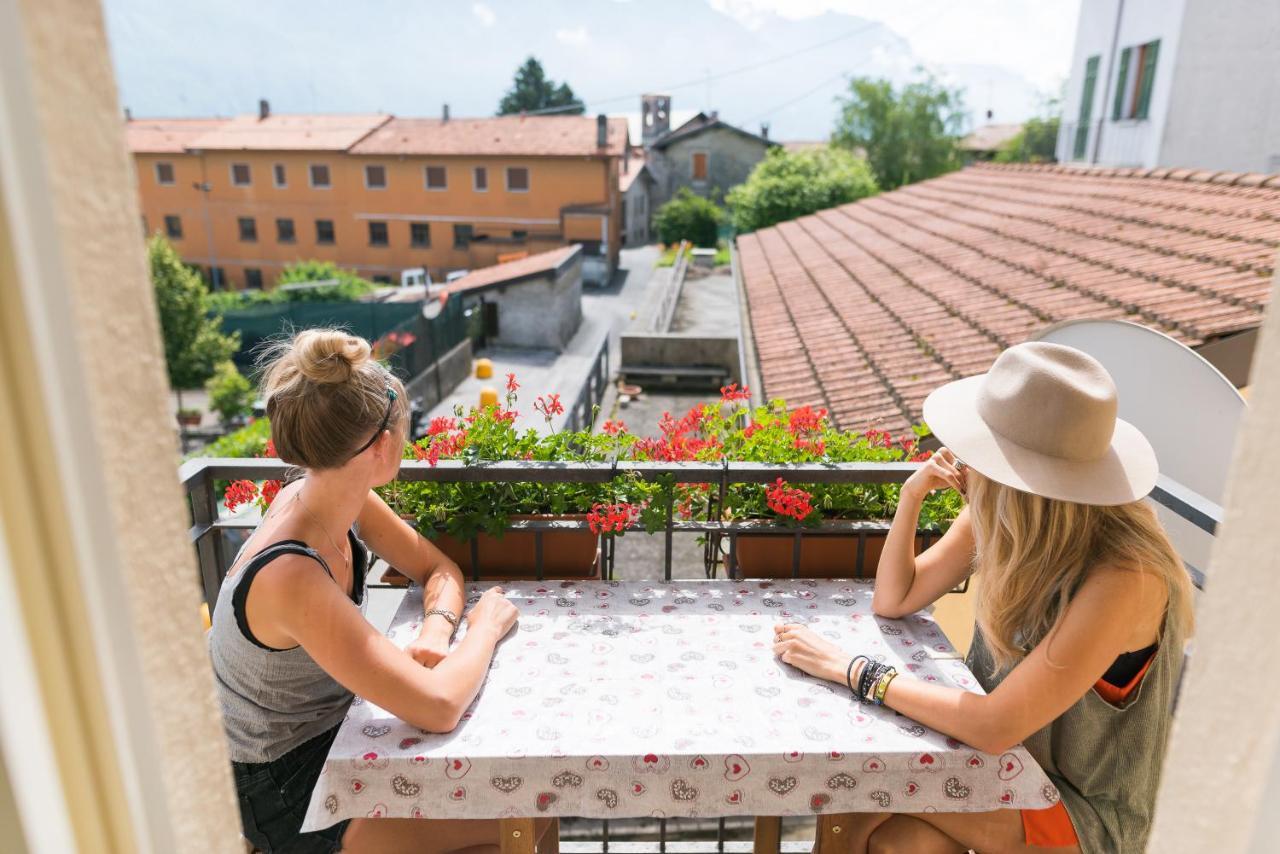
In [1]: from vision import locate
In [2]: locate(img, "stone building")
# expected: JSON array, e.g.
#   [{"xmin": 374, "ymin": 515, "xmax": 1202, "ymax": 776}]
[
  {"xmin": 444, "ymin": 244, "xmax": 583, "ymax": 351},
  {"xmin": 639, "ymin": 94, "xmax": 776, "ymax": 206}
]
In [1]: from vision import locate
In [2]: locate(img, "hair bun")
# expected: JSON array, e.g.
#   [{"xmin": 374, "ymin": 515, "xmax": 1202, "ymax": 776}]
[{"xmin": 292, "ymin": 329, "xmax": 371, "ymax": 385}]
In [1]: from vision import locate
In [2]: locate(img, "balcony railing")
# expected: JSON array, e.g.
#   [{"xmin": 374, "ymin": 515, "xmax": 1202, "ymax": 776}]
[{"xmin": 179, "ymin": 459, "xmax": 1219, "ymax": 614}]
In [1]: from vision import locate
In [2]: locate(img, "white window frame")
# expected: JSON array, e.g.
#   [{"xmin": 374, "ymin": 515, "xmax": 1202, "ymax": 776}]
[
  {"xmin": 273, "ymin": 162, "xmax": 287, "ymax": 188},
  {"xmin": 364, "ymin": 163, "xmax": 387, "ymax": 190},
  {"xmin": 154, "ymin": 161, "xmax": 175, "ymax": 186},
  {"xmin": 691, "ymin": 150, "xmax": 710, "ymax": 185},
  {"xmin": 505, "ymin": 165, "xmax": 530, "ymax": 193},
  {"xmin": 229, "ymin": 161, "xmax": 251, "ymax": 187},
  {"xmin": 309, "ymin": 162, "xmax": 332, "ymax": 189},
  {"xmin": 424, "ymin": 164, "xmax": 448, "ymax": 191},
  {"xmin": 473, "ymin": 165, "xmax": 489, "ymax": 192}
]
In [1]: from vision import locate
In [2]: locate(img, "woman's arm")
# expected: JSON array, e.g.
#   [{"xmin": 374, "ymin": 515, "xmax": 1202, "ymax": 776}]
[
  {"xmin": 872, "ymin": 449, "xmax": 974, "ymax": 618},
  {"xmin": 259, "ymin": 556, "xmax": 516, "ymax": 732},
  {"xmin": 357, "ymin": 490, "xmax": 466, "ymax": 666},
  {"xmin": 775, "ymin": 566, "xmax": 1166, "ymax": 754}
]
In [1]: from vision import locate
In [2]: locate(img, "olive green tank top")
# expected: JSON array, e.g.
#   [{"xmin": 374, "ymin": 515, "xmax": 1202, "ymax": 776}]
[{"xmin": 966, "ymin": 614, "xmax": 1186, "ymax": 854}]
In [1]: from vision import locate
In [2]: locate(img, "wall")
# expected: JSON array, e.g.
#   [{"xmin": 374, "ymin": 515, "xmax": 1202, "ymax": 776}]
[
  {"xmin": 653, "ymin": 127, "xmax": 770, "ymax": 205},
  {"xmin": 134, "ymin": 148, "xmax": 617, "ymax": 287},
  {"xmin": 619, "ymin": 333, "xmax": 742, "ymax": 384},
  {"xmin": 403, "ymin": 338, "xmax": 473, "ymax": 410},
  {"xmin": 1056, "ymin": 0, "xmax": 1186, "ymax": 167},
  {"xmin": 1159, "ymin": 0, "xmax": 1280, "ymax": 173},
  {"xmin": 623, "ymin": 179, "xmax": 651, "ymax": 246},
  {"xmin": 486, "ymin": 255, "xmax": 584, "ymax": 351}
]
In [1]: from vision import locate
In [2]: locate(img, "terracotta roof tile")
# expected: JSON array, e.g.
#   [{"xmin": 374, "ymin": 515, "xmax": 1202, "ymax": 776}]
[
  {"xmin": 125, "ymin": 118, "xmax": 229, "ymax": 153},
  {"xmin": 740, "ymin": 163, "xmax": 1278, "ymax": 435},
  {"xmin": 445, "ymin": 245, "xmax": 580, "ymax": 295},
  {"xmin": 186, "ymin": 113, "xmax": 392, "ymax": 151},
  {"xmin": 351, "ymin": 116, "xmax": 629, "ymax": 158}
]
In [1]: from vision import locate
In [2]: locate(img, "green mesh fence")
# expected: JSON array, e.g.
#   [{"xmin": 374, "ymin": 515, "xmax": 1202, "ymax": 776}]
[{"xmin": 218, "ymin": 301, "xmax": 425, "ymax": 370}]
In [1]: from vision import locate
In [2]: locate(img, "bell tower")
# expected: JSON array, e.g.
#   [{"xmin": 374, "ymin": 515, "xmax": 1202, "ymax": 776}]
[{"xmin": 641, "ymin": 94, "xmax": 671, "ymax": 146}]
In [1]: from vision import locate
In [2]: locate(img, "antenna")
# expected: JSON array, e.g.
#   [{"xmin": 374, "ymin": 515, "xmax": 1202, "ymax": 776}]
[{"xmin": 1034, "ymin": 320, "xmax": 1245, "ymax": 584}]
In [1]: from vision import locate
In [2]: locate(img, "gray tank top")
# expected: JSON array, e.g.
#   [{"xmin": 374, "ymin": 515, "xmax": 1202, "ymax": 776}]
[
  {"xmin": 967, "ymin": 598, "xmax": 1186, "ymax": 854},
  {"xmin": 208, "ymin": 533, "xmax": 367, "ymax": 764}
]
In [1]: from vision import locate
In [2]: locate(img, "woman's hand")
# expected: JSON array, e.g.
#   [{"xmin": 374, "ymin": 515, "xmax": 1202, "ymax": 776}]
[
  {"xmin": 902, "ymin": 446, "xmax": 967, "ymax": 502},
  {"xmin": 772, "ymin": 623, "xmax": 853, "ymax": 685},
  {"xmin": 405, "ymin": 627, "xmax": 451, "ymax": 668},
  {"xmin": 465, "ymin": 586, "xmax": 519, "ymax": 641}
]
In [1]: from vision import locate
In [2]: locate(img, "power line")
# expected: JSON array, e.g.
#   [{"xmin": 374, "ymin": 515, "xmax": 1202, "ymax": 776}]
[
  {"xmin": 583, "ymin": 20, "xmax": 885, "ymax": 110},
  {"xmin": 743, "ymin": 72, "xmax": 849, "ymax": 126}
]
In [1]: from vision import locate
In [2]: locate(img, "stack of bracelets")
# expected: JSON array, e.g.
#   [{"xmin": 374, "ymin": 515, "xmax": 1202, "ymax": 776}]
[{"xmin": 845, "ymin": 655, "xmax": 898, "ymax": 706}]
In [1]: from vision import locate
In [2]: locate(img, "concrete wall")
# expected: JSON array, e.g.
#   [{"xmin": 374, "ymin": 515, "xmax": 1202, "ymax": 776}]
[
  {"xmin": 404, "ymin": 337, "xmax": 473, "ymax": 409},
  {"xmin": 487, "ymin": 254, "xmax": 583, "ymax": 351},
  {"xmin": 1056, "ymin": 0, "xmax": 1186, "ymax": 167},
  {"xmin": 1160, "ymin": 0, "xmax": 1280, "ymax": 173},
  {"xmin": 623, "ymin": 179, "xmax": 651, "ymax": 246},
  {"xmin": 652, "ymin": 126, "xmax": 770, "ymax": 205},
  {"xmin": 620, "ymin": 333, "xmax": 741, "ymax": 383}
]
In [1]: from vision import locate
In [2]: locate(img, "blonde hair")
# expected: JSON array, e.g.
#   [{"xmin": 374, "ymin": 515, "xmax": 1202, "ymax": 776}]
[
  {"xmin": 967, "ymin": 471, "xmax": 1194, "ymax": 673},
  {"xmin": 259, "ymin": 328, "xmax": 407, "ymax": 469}
]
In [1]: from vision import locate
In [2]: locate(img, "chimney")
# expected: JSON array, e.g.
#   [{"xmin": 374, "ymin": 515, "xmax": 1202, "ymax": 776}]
[
  {"xmin": 596, "ymin": 113, "xmax": 608, "ymax": 149},
  {"xmin": 442, "ymin": 103, "xmax": 450, "ymax": 122},
  {"xmin": 258, "ymin": 98, "xmax": 270, "ymax": 120},
  {"xmin": 760, "ymin": 123, "xmax": 769, "ymax": 140},
  {"xmin": 123, "ymin": 106, "xmax": 132, "ymax": 121},
  {"xmin": 709, "ymin": 110, "xmax": 718, "ymax": 121}
]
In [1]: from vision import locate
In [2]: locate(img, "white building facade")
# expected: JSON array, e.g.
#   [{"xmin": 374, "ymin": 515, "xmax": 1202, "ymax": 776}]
[{"xmin": 1058, "ymin": 0, "xmax": 1280, "ymax": 173}]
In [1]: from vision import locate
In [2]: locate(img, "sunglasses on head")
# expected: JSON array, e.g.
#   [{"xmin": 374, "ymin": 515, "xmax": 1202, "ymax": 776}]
[{"xmin": 350, "ymin": 385, "xmax": 398, "ymax": 459}]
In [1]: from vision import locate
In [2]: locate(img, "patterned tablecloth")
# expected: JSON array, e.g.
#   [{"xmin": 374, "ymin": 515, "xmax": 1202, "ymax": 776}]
[{"xmin": 303, "ymin": 579, "xmax": 1057, "ymax": 830}]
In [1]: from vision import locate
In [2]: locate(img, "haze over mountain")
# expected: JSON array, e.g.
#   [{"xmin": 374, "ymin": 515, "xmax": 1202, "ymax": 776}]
[{"xmin": 103, "ymin": 0, "xmax": 1077, "ymax": 141}]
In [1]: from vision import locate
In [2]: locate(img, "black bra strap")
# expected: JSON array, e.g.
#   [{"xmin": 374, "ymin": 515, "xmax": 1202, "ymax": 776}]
[{"xmin": 231, "ymin": 540, "xmax": 334, "ymax": 651}]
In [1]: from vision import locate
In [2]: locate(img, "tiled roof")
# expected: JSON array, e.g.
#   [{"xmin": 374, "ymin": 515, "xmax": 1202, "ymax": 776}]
[
  {"xmin": 959, "ymin": 123, "xmax": 1023, "ymax": 153},
  {"xmin": 738, "ymin": 163, "xmax": 1280, "ymax": 435},
  {"xmin": 651, "ymin": 113, "xmax": 774, "ymax": 151},
  {"xmin": 620, "ymin": 149, "xmax": 651, "ymax": 192},
  {"xmin": 183, "ymin": 113, "xmax": 392, "ymax": 151},
  {"xmin": 125, "ymin": 118, "xmax": 229, "ymax": 153},
  {"xmin": 446, "ymin": 245, "xmax": 581, "ymax": 296},
  {"xmin": 351, "ymin": 116, "xmax": 630, "ymax": 158}
]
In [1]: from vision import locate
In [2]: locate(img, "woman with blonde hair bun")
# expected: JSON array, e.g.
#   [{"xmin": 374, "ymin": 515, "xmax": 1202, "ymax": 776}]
[
  {"xmin": 773, "ymin": 342, "xmax": 1194, "ymax": 853},
  {"xmin": 208, "ymin": 328, "xmax": 541, "ymax": 853}
]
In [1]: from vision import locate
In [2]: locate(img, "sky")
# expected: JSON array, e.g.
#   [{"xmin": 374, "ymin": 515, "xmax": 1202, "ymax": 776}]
[{"xmin": 102, "ymin": 0, "xmax": 1081, "ymax": 141}]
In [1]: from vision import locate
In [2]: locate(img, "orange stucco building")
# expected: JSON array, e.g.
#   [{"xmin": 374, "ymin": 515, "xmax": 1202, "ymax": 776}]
[{"xmin": 127, "ymin": 108, "xmax": 627, "ymax": 289}]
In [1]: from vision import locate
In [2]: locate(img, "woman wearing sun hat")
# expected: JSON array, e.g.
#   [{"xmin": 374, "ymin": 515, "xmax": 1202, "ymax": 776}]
[{"xmin": 773, "ymin": 342, "xmax": 1194, "ymax": 853}]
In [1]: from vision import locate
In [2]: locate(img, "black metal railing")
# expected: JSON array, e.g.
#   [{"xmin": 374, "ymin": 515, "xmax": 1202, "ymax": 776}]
[{"xmin": 563, "ymin": 335, "xmax": 611, "ymax": 434}]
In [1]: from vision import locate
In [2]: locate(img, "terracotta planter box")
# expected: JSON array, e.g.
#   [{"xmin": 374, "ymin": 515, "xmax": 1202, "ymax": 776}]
[
  {"xmin": 731, "ymin": 530, "xmax": 927, "ymax": 579},
  {"xmin": 381, "ymin": 515, "xmax": 599, "ymax": 585},
  {"xmin": 176, "ymin": 413, "xmax": 202, "ymax": 427}
]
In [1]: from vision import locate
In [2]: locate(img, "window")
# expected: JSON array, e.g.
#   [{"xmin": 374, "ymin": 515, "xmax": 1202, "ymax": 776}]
[
  {"xmin": 372, "ymin": 275, "xmax": 392, "ymax": 284},
  {"xmin": 310, "ymin": 163, "xmax": 331, "ymax": 188},
  {"xmin": 164, "ymin": 214, "xmax": 182, "ymax": 239},
  {"xmin": 473, "ymin": 166, "xmax": 488, "ymax": 191},
  {"xmin": 208, "ymin": 267, "xmax": 226, "ymax": 290},
  {"xmin": 425, "ymin": 165, "xmax": 447, "ymax": 190},
  {"xmin": 141, "ymin": 215, "xmax": 148, "ymax": 235},
  {"xmin": 1073, "ymin": 55, "xmax": 1100, "ymax": 160},
  {"xmin": 512, "ymin": 229, "xmax": 528, "ymax": 240},
  {"xmin": 368, "ymin": 221, "xmax": 389, "ymax": 246},
  {"xmin": 273, "ymin": 163, "xmax": 287, "ymax": 188},
  {"xmin": 155, "ymin": 162, "xmax": 175, "ymax": 185},
  {"xmin": 505, "ymin": 166, "xmax": 529, "ymax": 192},
  {"xmin": 315, "ymin": 219, "xmax": 335, "ymax": 244},
  {"xmin": 276, "ymin": 217, "xmax": 296, "ymax": 243},
  {"xmin": 1112, "ymin": 39, "xmax": 1161, "ymax": 121},
  {"xmin": 231, "ymin": 163, "xmax": 251, "ymax": 186},
  {"xmin": 692, "ymin": 152, "xmax": 709, "ymax": 182},
  {"xmin": 410, "ymin": 222, "xmax": 431, "ymax": 247},
  {"xmin": 237, "ymin": 217, "xmax": 257, "ymax": 242},
  {"xmin": 365, "ymin": 164, "xmax": 387, "ymax": 189},
  {"xmin": 453, "ymin": 224, "xmax": 474, "ymax": 249},
  {"xmin": 244, "ymin": 268, "xmax": 263, "ymax": 289}
]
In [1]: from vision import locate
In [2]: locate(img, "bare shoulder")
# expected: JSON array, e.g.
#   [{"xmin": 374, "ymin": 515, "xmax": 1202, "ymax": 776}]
[{"xmin": 1076, "ymin": 561, "xmax": 1170, "ymax": 641}]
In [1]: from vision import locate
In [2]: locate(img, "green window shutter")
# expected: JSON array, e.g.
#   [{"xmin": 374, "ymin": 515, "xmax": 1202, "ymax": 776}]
[
  {"xmin": 1112, "ymin": 48, "xmax": 1132, "ymax": 119},
  {"xmin": 1074, "ymin": 56, "xmax": 1100, "ymax": 159},
  {"xmin": 1136, "ymin": 40, "xmax": 1160, "ymax": 119}
]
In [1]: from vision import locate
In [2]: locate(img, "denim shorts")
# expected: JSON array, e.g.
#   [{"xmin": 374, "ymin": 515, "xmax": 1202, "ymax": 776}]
[{"xmin": 231, "ymin": 725, "xmax": 348, "ymax": 853}]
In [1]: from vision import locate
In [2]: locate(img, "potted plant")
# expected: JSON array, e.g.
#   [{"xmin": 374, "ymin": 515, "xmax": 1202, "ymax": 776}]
[
  {"xmin": 177, "ymin": 407, "xmax": 204, "ymax": 428},
  {"xmin": 624, "ymin": 385, "xmax": 961, "ymax": 578}
]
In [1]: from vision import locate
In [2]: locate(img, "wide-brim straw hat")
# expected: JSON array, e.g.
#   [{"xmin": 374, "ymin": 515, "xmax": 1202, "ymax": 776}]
[{"xmin": 922, "ymin": 341, "xmax": 1158, "ymax": 506}]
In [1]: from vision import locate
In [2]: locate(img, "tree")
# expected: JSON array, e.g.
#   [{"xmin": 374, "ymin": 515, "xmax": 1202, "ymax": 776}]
[
  {"xmin": 149, "ymin": 235, "xmax": 238, "ymax": 410},
  {"xmin": 654, "ymin": 188, "xmax": 723, "ymax": 247},
  {"xmin": 995, "ymin": 116, "xmax": 1061, "ymax": 164},
  {"xmin": 833, "ymin": 72, "xmax": 966, "ymax": 191},
  {"xmin": 205, "ymin": 360, "xmax": 253, "ymax": 425},
  {"xmin": 498, "ymin": 57, "xmax": 583, "ymax": 115},
  {"xmin": 726, "ymin": 147, "xmax": 878, "ymax": 233}
]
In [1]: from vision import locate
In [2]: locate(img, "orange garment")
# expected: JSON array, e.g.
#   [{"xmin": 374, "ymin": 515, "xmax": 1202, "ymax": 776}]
[{"xmin": 1020, "ymin": 652, "xmax": 1156, "ymax": 847}]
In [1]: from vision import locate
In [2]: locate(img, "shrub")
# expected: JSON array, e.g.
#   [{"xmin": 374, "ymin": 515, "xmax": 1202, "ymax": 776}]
[
  {"xmin": 654, "ymin": 188, "xmax": 723, "ymax": 248},
  {"xmin": 205, "ymin": 260, "xmax": 376, "ymax": 312},
  {"xmin": 727, "ymin": 147, "xmax": 878, "ymax": 233},
  {"xmin": 995, "ymin": 116, "xmax": 1061, "ymax": 164},
  {"xmin": 205, "ymin": 360, "xmax": 254, "ymax": 425}
]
